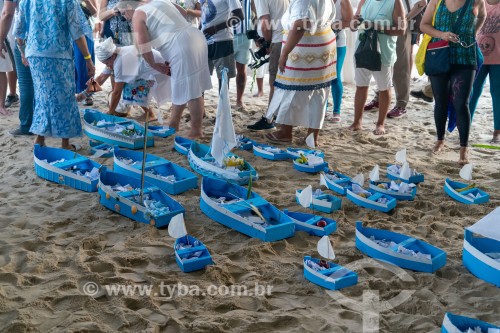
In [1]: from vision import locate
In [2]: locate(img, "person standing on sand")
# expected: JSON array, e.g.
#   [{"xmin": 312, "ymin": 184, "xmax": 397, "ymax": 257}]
[
  {"xmin": 420, "ymin": 0, "xmax": 486, "ymax": 164},
  {"xmin": 263, "ymin": 0, "xmax": 337, "ymax": 147},
  {"xmin": 120, "ymin": 0, "xmax": 212, "ymax": 139},
  {"xmin": 469, "ymin": 0, "xmax": 500, "ymax": 143},
  {"xmin": 15, "ymin": 0, "xmax": 95, "ymax": 150},
  {"xmin": 349, "ymin": 0, "xmax": 406, "ymax": 135}
]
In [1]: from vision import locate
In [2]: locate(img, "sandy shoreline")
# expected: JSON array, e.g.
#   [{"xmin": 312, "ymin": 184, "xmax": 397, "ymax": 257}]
[{"xmin": 0, "ymin": 68, "xmax": 499, "ymax": 332}]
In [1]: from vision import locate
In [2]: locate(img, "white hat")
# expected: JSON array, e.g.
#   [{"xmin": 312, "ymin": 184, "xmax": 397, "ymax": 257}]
[{"xmin": 96, "ymin": 37, "xmax": 117, "ymax": 62}]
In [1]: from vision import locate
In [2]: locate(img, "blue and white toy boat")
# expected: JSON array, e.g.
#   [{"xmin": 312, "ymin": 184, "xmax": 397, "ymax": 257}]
[
  {"xmin": 98, "ymin": 169, "xmax": 185, "ymax": 228},
  {"xmin": 292, "ymin": 152, "xmax": 328, "ymax": 174},
  {"xmin": 368, "ymin": 164, "xmax": 416, "ymax": 201},
  {"xmin": 386, "ymin": 163, "xmax": 424, "ymax": 184},
  {"xmin": 252, "ymin": 143, "xmax": 291, "ymax": 161},
  {"xmin": 82, "ymin": 109, "xmax": 154, "ymax": 150},
  {"xmin": 89, "ymin": 140, "xmax": 114, "ymax": 158},
  {"xmin": 283, "ymin": 209, "xmax": 337, "ymax": 237},
  {"xmin": 34, "ymin": 144, "xmax": 102, "ymax": 192},
  {"xmin": 355, "ymin": 222, "xmax": 447, "ymax": 273},
  {"xmin": 346, "ymin": 175, "xmax": 397, "ymax": 213},
  {"xmin": 174, "ymin": 235, "xmax": 213, "ymax": 273},
  {"xmin": 295, "ymin": 188, "xmax": 342, "ymax": 214},
  {"xmin": 174, "ymin": 136, "xmax": 193, "ymax": 155},
  {"xmin": 236, "ymin": 135, "xmax": 254, "ymax": 151},
  {"xmin": 200, "ymin": 177, "xmax": 295, "ymax": 242},
  {"xmin": 148, "ymin": 125, "xmax": 175, "ymax": 138},
  {"xmin": 320, "ymin": 170, "xmax": 353, "ymax": 195},
  {"xmin": 463, "ymin": 208, "xmax": 500, "ymax": 287},
  {"xmin": 188, "ymin": 142, "xmax": 258, "ymax": 185},
  {"xmin": 286, "ymin": 148, "xmax": 324, "ymax": 159},
  {"xmin": 113, "ymin": 146, "xmax": 198, "ymax": 195},
  {"xmin": 303, "ymin": 256, "xmax": 358, "ymax": 290},
  {"xmin": 369, "ymin": 181, "xmax": 417, "ymax": 201},
  {"xmin": 445, "ymin": 179, "xmax": 490, "ymax": 204},
  {"xmin": 442, "ymin": 313, "xmax": 500, "ymax": 333}
]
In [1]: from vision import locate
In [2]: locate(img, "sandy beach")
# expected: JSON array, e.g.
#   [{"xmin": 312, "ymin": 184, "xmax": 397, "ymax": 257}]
[{"xmin": 0, "ymin": 66, "xmax": 499, "ymax": 332}]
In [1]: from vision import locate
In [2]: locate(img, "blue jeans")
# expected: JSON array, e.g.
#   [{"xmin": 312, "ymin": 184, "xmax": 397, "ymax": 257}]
[
  {"xmin": 14, "ymin": 46, "xmax": 34, "ymax": 134},
  {"xmin": 469, "ymin": 64, "xmax": 500, "ymax": 131},
  {"xmin": 74, "ymin": 36, "xmax": 95, "ymax": 93},
  {"xmin": 329, "ymin": 46, "xmax": 347, "ymax": 114}
]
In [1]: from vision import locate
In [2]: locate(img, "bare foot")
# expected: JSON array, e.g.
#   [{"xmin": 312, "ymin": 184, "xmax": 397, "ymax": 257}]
[
  {"xmin": 458, "ymin": 147, "xmax": 469, "ymax": 165},
  {"xmin": 134, "ymin": 114, "xmax": 158, "ymax": 122},
  {"xmin": 492, "ymin": 130, "xmax": 500, "ymax": 143},
  {"xmin": 235, "ymin": 102, "xmax": 245, "ymax": 111},
  {"xmin": 433, "ymin": 140, "xmax": 445, "ymax": 154},
  {"xmin": 186, "ymin": 131, "xmax": 204, "ymax": 140},
  {"xmin": 373, "ymin": 124, "xmax": 386, "ymax": 135},
  {"xmin": 348, "ymin": 123, "xmax": 363, "ymax": 131},
  {"xmin": 0, "ymin": 107, "xmax": 11, "ymax": 116},
  {"xmin": 253, "ymin": 91, "xmax": 264, "ymax": 97}
]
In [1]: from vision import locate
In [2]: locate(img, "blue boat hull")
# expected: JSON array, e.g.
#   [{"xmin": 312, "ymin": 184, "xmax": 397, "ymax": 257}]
[
  {"xmin": 355, "ymin": 222, "xmax": 447, "ymax": 273},
  {"xmin": 148, "ymin": 126, "xmax": 175, "ymax": 138},
  {"xmin": 444, "ymin": 178, "xmax": 490, "ymax": 205},
  {"xmin": 293, "ymin": 160, "xmax": 329, "ymax": 174},
  {"xmin": 98, "ymin": 169, "xmax": 185, "ymax": 228},
  {"xmin": 253, "ymin": 144, "xmax": 291, "ymax": 161},
  {"xmin": 463, "ymin": 230, "xmax": 500, "ymax": 287},
  {"xmin": 34, "ymin": 144, "xmax": 102, "ymax": 192},
  {"xmin": 82, "ymin": 109, "xmax": 154, "ymax": 150},
  {"xmin": 295, "ymin": 190, "xmax": 342, "ymax": 214},
  {"xmin": 174, "ymin": 235, "xmax": 213, "ymax": 273},
  {"xmin": 321, "ymin": 171, "xmax": 352, "ymax": 196},
  {"xmin": 113, "ymin": 146, "xmax": 198, "ymax": 195},
  {"xmin": 386, "ymin": 164, "xmax": 424, "ymax": 184},
  {"xmin": 200, "ymin": 177, "xmax": 295, "ymax": 242},
  {"xmin": 89, "ymin": 140, "xmax": 114, "ymax": 158},
  {"xmin": 442, "ymin": 312, "xmax": 499, "ymax": 333},
  {"xmin": 286, "ymin": 148, "xmax": 324, "ymax": 159},
  {"xmin": 283, "ymin": 210, "xmax": 337, "ymax": 237},
  {"xmin": 174, "ymin": 136, "xmax": 193, "ymax": 155},
  {"xmin": 347, "ymin": 189, "xmax": 397, "ymax": 213},
  {"xmin": 303, "ymin": 256, "xmax": 358, "ymax": 290},
  {"xmin": 369, "ymin": 181, "xmax": 417, "ymax": 201}
]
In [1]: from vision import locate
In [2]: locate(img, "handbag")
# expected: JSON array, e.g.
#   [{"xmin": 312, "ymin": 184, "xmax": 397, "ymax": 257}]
[
  {"xmin": 424, "ymin": 0, "xmax": 472, "ymax": 76},
  {"xmin": 355, "ymin": 29, "xmax": 382, "ymax": 71},
  {"xmin": 415, "ymin": 0, "xmax": 442, "ymax": 75}
]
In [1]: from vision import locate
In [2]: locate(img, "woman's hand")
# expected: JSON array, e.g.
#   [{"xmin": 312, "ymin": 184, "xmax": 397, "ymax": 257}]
[
  {"xmin": 441, "ymin": 31, "xmax": 458, "ymax": 42},
  {"xmin": 278, "ymin": 53, "xmax": 288, "ymax": 74},
  {"xmin": 86, "ymin": 58, "xmax": 96, "ymax": 77},
  {"xmin": 21, "ymin": 54, "xmax": 29, "ymax": 66}
]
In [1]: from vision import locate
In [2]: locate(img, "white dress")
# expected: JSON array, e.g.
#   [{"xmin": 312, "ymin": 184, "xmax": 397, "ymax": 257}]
[
  {"xmin": 138, "ymin": 0, "xmax": 212, "ymax": 105},
  {"xmin": 266, "ymin": 0, "xmax": 336, "ymax": 129},
  {"xmin": 0, "ymin": 1, "xmax": 15, "ymax": 72}
]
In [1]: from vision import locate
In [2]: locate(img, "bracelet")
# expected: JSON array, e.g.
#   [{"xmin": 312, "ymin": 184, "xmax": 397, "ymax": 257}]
[{"xmin": 84, "ymin": 54, "xmax": 91, "ymax": 60}]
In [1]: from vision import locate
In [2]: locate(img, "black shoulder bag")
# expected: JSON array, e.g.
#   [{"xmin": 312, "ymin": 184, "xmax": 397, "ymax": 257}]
[{"xmin": 355, "ymin": 29, "xmax": 382, "ymax": 71}]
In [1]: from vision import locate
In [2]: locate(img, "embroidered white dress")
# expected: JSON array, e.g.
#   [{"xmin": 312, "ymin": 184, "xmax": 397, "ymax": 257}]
[{"xmin": 266, "ymin": 0, "xmax": 336, "ymax": 129}]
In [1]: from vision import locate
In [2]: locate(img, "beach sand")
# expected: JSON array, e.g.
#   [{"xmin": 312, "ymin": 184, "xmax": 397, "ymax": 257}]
[{"xmin": 0, "ymin": 68, "xmax": 499, "ymax": 332}]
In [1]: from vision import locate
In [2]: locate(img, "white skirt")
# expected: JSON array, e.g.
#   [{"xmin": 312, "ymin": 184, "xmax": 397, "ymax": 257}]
[
  {"xmin": 0, "ymin": 36, "xmax": 15, "ymax": 72},
  {"xmin": 157, "ymin": 27, "xmax": 212, "ymax": 105},
  {"xmin": 266, "ymin": 87, "xmax": 330, "ymax": 129}
]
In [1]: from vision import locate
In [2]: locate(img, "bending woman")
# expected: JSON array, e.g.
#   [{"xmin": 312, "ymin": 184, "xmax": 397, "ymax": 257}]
[
  {"xmin": 121, "ymin": 0, "xmax": 212, "ymax": 139},
  {"xmin": 420, "ymin": 0, "xmax": 486, "ymax": 164}
]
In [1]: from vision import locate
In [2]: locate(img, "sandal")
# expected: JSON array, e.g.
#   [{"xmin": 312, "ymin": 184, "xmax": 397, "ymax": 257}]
[
  {"xmin": 265, "ymin": 132, "xmax": 292, "ymax": 144},
  {"xmin": 331, "ymin": 113, "xmax": 341, "ymax": 123},
  {"xmin": 83, "ymin": 97, "xmax": 94, "ymax": 106}
]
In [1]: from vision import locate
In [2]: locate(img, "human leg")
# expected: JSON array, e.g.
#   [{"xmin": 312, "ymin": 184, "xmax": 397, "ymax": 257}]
[
  {"xmin": 169, "ymin": 103, "xmax": 187, "ymax": 131},
  {"xmin": 0, "ymin": 72, "xmax": 9, "ymax": 115},
  {"xmin": 331, "ymin": 46, "xmax": 346, "ymax": 115},
  {"xmin": 469, "ymin": 65, "xmax": 489, "ymax": 121},
  {"xmin": 489, "ymin": 65, "xmax": 500, "ymax": 142},
  {"xmin": 12, "ymin": 46, "xmax": 34, "ymax": 134},
  {"xmin": 186, "ymin": 96, "xmax": 204, "ymax": 139},
  {"xmin": 429, "ymin": 73, "xmax": 451, "ymax": 152}
]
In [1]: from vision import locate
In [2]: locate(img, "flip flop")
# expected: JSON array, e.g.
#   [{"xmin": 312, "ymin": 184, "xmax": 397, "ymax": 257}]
[{"xmin": 265, "ymin": 132, "xmax": 292, "ymax": 144}]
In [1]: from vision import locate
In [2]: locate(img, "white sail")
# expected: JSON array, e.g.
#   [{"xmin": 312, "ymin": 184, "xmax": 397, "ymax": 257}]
[
  {"xmin": 320, "ymin": 173, "xmax": 328, "ymax": 187},
  {"xmin": 298, "ymin": 185, "xmax": 313, "ymax": 208},
  {"xmin": 369, "ymin": 165, "xmax": 380, "ymax": 182},
  {"xmin": 317, "ymin": 236, "xmax": 335, "ymax": 260},
  {"xmin": 211, "ymin": 68, "xmax": 237, "ymax": 167},
  {"xmin": 400, "ymin": 162, "xmax": 411, "ymax": 180},
  {"xmin": 352, "ymin": 173, "xmax": 364, "ymax": 186},
  {"xmin": 168, "ymin": 213, "xmax": 187, "ymax": 239},
  {"xmin": 305, "ymin": 133, "xmax": 316, "ymax": 149},
  {"xmin": 395, "ymin": 148, "xmax": 407, "ymax": 164},
  {"xmin": 459, "ymin": 163, "xmax": 473, "ymax": 181}
]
